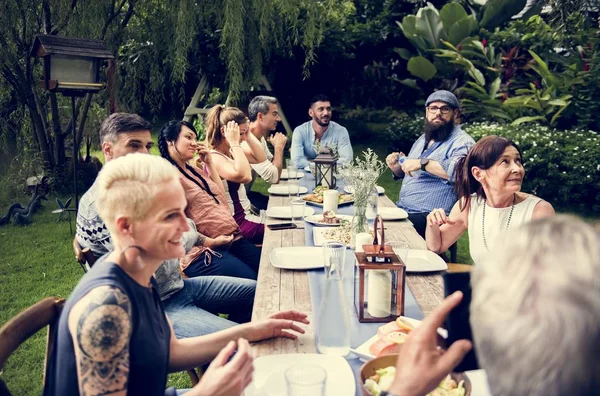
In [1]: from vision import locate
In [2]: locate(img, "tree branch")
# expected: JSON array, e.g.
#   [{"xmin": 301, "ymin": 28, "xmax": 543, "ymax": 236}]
[
  {"xmin": 100, "ymin": 0, "xmax": 128, "ymax": 40},
  {"xmin": 50, "ymin": 0, "xmax": 78, "ymax": 35},
  {"xmin": 42, "ymin": 0, "xmax": 52, "ymax": 34}
]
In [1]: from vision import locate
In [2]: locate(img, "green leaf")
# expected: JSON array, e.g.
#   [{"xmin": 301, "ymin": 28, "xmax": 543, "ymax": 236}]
[
  {"xmin": 547, "ymin": 99, "xmax": 568, "ymax": 106},
  {"xmin": 489, "ymin": 77, "xmax": 501, "ymax": 98},
  {"xmin": 466, "ymin": 81, "xmax": 487, "ymax": 94},
  {"xmin": 394, "ymin": 48, "xmax": 412, "ymax": 60},
  {"xmin": 415, "ymin": 8, "xmax": 445, "ymax": 48},
  {"xmin": 407, "ymin": 56, "xmax": 438, "ymax": 81},
  {"xmin": 511, "ymin": 116, "xmax": 546, "ymax": 126},
  {"xmin": 440, "ymin": 3, "xmax": 468, "ymax": 33},
  {"xmin": 468, "ymin": 67, "xmax": 485, "ymax": 86},
  {"xmin": 398, "ymin": 16, "xmax": 417, "ymax": 37},
  {"xmin": 396, "ymin": 78, "xmax": 420, "ymax": 90},
  {"xmin": 528, "ymin": 50, "xmax": 550, "ymax": 78},
  {"xmin": 480, "ymin": 0, "xmax": 527, "ymax": 30},
  {"xmin": 448, "ymin": 16, "xmax": 479, "ymax": 46}
]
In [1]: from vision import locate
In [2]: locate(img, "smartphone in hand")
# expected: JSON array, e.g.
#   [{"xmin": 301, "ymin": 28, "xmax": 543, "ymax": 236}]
[
  {"xmin": 267, "ymin": 223, "xmax": 298, "ymax": 231},
  {"xmin": 443, "ymin": 271, "xmax": 479, "ymax": 372}
]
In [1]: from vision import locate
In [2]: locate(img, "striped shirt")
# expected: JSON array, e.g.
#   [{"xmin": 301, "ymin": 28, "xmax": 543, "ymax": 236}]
[{"xmin": 396, "ymin": 126, "xmax": 475, "ymax": 214}]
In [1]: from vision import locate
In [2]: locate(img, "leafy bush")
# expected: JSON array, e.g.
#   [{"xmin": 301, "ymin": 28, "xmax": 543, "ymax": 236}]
[{"xmin": 385, "ymin": 116, "xmax": 600, "ymax": 214}]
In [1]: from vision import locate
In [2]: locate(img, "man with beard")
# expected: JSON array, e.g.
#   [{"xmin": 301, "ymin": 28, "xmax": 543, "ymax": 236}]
[
  {"xmin": 386, "ymin": 90, "xmax": 474, "ymax": 240},
  {"xmin": 291, "ymin": 94, "xmax": 353, "ymax": 169}
]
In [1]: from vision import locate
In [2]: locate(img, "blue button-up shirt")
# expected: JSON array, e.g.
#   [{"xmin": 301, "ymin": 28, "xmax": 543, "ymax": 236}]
[
  {"xmin": 397, "ymin": 126, "xmax": 475, "ymax": 214},
  {"xmin": 291, "ymin": 121, "xmax": 353, "ymax": 169}
]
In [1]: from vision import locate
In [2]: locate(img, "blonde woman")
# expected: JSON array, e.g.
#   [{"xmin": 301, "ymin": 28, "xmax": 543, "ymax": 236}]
[
  {"xmin": 203, "ymin": 105, "xmax": 267, "ymax": 243},
  {"xmin": 46, "ymin": 153, "xmax": 308, "ymax": 396}
]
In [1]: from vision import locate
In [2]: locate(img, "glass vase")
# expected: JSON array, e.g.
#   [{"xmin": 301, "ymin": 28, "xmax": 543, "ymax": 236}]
[{"xmin": 350, "ymin": 204, "xmax": 369, "ymax": 249}]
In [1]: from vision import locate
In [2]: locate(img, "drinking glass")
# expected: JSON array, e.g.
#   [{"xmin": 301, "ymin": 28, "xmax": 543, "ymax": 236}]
[
  {"xmin": 385, "ymin": 240, "xmax": 410, "ymax": 265},
  {"xmin": 287, "ymin": 179, "xmax": 300, "ymax": 202},
  {"xmin": 285, "ymin": 364, "xmax": 327, "ymax": 396},
  {"xmin": 286, "ymin": 158, "xmax": 296, "ymax": 179},
  {"xmin": 322, "ymin": 241, "xmax": 347, "ymax": 278},
  {"xmin": 290, "ymin": 198, "xmax": 306, "ymax": 226}
]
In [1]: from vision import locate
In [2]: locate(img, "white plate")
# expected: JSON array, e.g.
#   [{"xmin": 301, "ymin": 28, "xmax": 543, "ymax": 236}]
[
  {"xmin": 266, "ymin": 206, "xmax": 315, "ymax": 220},
  {"xmin": 378, "ymin": 207, "xmax": 409, "ymax": 220},
  {"xmin": 344, "ymin": 185, "xmax": 385, "ymax": 195},
  {"xmin": 267, "ymin": 185, "xmax": 308, "ymax": 196},
  {"xmin": 244, "ymin": 354, "xmax": 355, "ymax": 396},
  {"xmin": 280, "ymin": 169, "xmax": 305, "ymax": 179},
  {"xmin": 404, "ymin": 249, "xmax": 448, "ymax": 272},
  {"xmin": 304, "ymin": 214, "xmax": 353, "ymax": 227},
  {"xmin": 353, "ymin": 316, "xmax": 424, "ymax": 361},
  {"xmin": 269, "ymin": 246, "xmax": 324, "ymax": 270}
]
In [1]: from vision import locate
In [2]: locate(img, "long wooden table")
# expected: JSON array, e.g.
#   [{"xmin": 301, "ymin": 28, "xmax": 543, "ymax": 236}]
[{"xmin": 251, "ymin": 189, "xmax": 446, "ymax": 356}]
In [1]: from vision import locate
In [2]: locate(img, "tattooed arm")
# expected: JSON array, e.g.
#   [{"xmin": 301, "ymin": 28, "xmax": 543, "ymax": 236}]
[{"xmin": 68, "ymin": 285, "xmax": 132, "ymax": 396}]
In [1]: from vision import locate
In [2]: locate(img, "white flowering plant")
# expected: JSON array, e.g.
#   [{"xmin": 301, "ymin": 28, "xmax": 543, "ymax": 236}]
[{"xmin": 337, "ymin": 149, "xmax": 387, "ymax": 210}]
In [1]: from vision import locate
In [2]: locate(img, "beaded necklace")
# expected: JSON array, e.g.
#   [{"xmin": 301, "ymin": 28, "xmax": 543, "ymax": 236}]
[{"xmin": 482, "ymin": 193, "xmax": 516, "ymax": 251}]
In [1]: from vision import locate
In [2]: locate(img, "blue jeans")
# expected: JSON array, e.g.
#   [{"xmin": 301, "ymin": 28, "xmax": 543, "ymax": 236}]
[
  {"xmin": 184, "ymin": 238, "xmax": 262, "ymax": 280},
  {"xmin": 162, "ymin": 275, "xmax": 256, "ymax": 339}
]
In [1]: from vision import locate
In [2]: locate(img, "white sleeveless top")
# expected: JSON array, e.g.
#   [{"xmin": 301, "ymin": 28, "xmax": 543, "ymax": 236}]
[{"xmin": 468, "ymin": 194, "xmax": 542, "ymax": 265}]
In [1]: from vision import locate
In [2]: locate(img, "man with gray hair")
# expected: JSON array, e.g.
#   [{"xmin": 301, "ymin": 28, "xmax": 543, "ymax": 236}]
[
  {"xmin": 383, "ymin": 215, "xmax": 600, "ymax": 396},
  {"xmin": 246, "ymin": 95, "xmax": 288, "ymax": 209},
  {"xmin": 76, "ymin": 112, "xmax": 256, "ymax": 339}
]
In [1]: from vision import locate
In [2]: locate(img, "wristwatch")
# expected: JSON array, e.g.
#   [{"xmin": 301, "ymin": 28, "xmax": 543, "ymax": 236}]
[{"xmin": 420, "ymin": 157, "xmax": 430, "ymax": 172}]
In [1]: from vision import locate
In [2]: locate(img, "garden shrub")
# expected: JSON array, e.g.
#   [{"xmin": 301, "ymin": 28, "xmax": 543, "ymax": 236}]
[{"xmin": 385, "ymin": 116, "xmax": 600, "ymax": 214}]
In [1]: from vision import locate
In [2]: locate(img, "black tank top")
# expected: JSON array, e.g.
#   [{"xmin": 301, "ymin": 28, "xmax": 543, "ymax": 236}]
[{"xmin": 44, "ymin": 258, "xmax": 173, "ymax": 396}]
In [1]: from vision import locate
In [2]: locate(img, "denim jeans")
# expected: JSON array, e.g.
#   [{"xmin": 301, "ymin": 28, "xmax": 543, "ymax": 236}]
[
  {"xmin": 183, "ymin": 238, "xmax": 262, "ymax": 280},
  {"xmin": 162, "ymin": 275, "xmax": 256, "ymax": 339}
]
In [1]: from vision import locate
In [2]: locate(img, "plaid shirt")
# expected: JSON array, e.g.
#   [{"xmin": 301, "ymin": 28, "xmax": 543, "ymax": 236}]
[{"xmin": 396, "ymin": 126, "xmax": 475, "ymax": 214}]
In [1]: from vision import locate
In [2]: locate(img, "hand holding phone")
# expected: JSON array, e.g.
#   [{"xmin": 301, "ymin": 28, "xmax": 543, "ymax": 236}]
[
  {"xmin": 442, "ymin": 271, "xmax": 479, "ymax": 372},
  {"xmin": 267, "ymin": 223, "xmax": 298, "ymax": 231}
]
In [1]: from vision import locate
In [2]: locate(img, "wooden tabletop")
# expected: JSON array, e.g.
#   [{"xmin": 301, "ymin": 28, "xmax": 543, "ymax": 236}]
[{"xmin": 251, "ymin": 191, "xmax": 448, "ymax": 356}]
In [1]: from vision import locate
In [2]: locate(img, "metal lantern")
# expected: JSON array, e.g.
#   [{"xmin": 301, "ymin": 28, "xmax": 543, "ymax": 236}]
[
  {"xmin": 314, "ymin": 151, "xmax": 337, "ymax": 189},
  {"xmin": 354, "ymin": 216, "xmax": 406, "ymax": 323}
]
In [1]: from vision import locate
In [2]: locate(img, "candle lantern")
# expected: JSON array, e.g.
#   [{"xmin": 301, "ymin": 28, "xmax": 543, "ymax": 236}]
[
  {"xmin": 354, "ymin": 215, "xmax": 406, "ymax": 322},
  {"xmin": 314, "ymin": 149, "xmax": 337, "ymax": 190}
]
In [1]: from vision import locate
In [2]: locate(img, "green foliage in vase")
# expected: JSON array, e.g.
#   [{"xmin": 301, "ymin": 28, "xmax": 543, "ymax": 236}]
[{"xmin": 337, "ymin": 149, "xmax": 386, "ymax": 210}]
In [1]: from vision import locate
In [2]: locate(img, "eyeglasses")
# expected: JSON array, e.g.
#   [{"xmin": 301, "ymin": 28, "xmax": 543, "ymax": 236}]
[{"xmin": 426, "ymin": 106, "xmax": 453, "ymax": 115}]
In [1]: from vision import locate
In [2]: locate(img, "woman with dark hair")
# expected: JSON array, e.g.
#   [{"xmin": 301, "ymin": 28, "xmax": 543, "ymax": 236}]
[
  {"xmin": 425, "ymin": 135, "xmax": 555, "ymax": 265},
  {"xmin": 203, "ymin": 105, "xmax": 267, "ymax": 244},
  {"xmin": 158, "ymin": 119, "xmax": 261, "ymax": 280}
]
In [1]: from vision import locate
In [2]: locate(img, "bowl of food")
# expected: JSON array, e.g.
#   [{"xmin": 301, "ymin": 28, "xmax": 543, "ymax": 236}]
[{"xmin": 360, "ymin": 354, "xmax": 471, "ymax": 396}]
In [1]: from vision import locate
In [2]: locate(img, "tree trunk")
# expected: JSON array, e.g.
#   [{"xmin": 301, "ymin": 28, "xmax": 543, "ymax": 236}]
[
  {"xmin": 75, "ymin": 93, "xmax": 93, "ymax": 155},
  {"xmin": 49, "ymin": 92, "xmax": 66, "ymax": 166}
]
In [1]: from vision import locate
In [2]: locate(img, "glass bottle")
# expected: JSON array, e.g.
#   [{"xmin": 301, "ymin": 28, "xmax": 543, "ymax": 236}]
[
  {"xmin": 365, "ymin": 187, "xmax": 379, "ymax": 227},
  {"xmin": 316, "ymin": 248, "xmax": 350, "ymax": 356},
  {"xmin": 350, "ymin": 204, "xmax": 370, "ymax": 249}
]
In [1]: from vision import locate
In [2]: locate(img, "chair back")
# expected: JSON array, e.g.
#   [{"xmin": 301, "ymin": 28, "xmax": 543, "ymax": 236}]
[
  {"xmin": 0, "ymin": 297, "xmax": 65, "ymax": 396},
  {"xmin": 73, "ymin": 237, "xmax": 98, "ymax": 272}
]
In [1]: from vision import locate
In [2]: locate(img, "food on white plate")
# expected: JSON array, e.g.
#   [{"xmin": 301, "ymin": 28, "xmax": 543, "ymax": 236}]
[
  {"xmin": 322, "ymin": 210, "xmax": 340, "ymax": 224},
  {"xmin": 368, "ymin": 332, "xmax": 408, "ymax": 356},
  {"xmin": 365, "ymin": 371, "xmax": 465, "ymax": 396},
  {"xmin": 303, "ymin": 186, "xmax": 353, "ymax": 205},
  {"xmin": 377, "ymin": 317, "xmax": 415, "ymax": 338}
]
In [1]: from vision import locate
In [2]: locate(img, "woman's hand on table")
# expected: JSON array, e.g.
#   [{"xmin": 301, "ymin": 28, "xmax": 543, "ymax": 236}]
[
  {"xmin": 246, "ymin": 310, "xmax": 310, "ymax": 342},
  {"xmin": 193, "ymin": 338, "xmax": 254, "ymax": 396},
  {"xmin": 205, "ymin": 235, "xmax": 234, "ymax": 249},
  {"xmin": 388, "ymin": 292, "xmax": 472, "ymax": 396}
]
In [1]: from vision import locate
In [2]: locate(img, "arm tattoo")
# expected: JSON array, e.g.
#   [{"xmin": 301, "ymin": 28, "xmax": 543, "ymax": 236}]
[{"xmin": 74, "ymin": 286, "xmax": 132, "ymax": 396}]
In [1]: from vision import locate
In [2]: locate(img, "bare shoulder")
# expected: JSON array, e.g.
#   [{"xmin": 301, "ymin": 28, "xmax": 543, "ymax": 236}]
[
  {"xmin": 68, "ymin": 285, "xmax": 132, "ymax": 396},
  {"xmin": 532, "ymin": 198, "xmax": 555, "ymax": 220}
]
